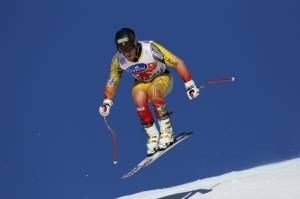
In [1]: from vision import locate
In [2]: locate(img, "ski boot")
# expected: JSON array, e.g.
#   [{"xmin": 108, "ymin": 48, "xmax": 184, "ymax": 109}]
[
  {"xmin": 158, "ymin": 117, "xmax": 174, "ymax": 150},
  {"xmin": 144, "ymin": 123, "xmax": 160, "ymax": 156}
]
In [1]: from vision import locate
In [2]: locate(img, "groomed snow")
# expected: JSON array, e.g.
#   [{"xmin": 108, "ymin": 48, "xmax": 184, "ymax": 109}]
[{"xmin": 118, "ymin": 157, "xmax": 300, "ymax": 199}]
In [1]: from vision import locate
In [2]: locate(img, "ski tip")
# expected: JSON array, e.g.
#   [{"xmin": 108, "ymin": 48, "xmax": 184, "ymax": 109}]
[
  {"xmin": 121, "ymin": 175, "xmax": 127, "ymax": 179},
  {"xmin": 174, "ymin": 132, "xmax": 193, "ymax": 140},
  {"xmin": 179, "ymin": 131, "xmax": 193, "ymax": 136}
]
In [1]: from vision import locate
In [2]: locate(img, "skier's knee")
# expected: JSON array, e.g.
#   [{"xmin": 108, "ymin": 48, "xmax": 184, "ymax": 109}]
[{"xmin": 152, "ymin": 98, "xmax": 169, "ymax": 119}]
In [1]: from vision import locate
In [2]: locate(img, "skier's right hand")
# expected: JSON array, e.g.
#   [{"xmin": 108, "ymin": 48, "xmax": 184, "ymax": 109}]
[{"xmin": 99, "ymin": 99, "xmax": 113, "ymax": 117}]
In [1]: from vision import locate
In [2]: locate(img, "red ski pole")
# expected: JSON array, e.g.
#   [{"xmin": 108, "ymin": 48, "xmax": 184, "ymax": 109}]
[
  {"xmin": 199, "ymin": 76, "xmax": 235, "ymax": 88},
  {"xmin": 103, "ymin": 116, "xmax": 118, "ymax": 165}
]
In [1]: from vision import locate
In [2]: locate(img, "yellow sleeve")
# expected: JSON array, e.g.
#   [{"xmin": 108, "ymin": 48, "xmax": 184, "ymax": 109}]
[
  {"xmin": 151, "ymin": 41, "xmax": 192, "ymax": 82},
  {"xmin": 104, "ymin": 55, "xmax": 123, "ymax": 100},
  {"xmin": 151, "ymin": 41, "xmax": 180, "ymax": 67}
]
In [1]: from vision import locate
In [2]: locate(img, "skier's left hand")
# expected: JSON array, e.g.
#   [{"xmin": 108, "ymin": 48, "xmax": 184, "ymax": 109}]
[{"xmin": 185, "ymin": 80, "xmax": 200, "ymax": 100}]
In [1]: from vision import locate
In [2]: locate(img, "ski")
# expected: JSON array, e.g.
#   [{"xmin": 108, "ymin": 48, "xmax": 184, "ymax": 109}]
[{"xmin": 121, "ymin": 132, "xmax": 193, "ymax": 179}]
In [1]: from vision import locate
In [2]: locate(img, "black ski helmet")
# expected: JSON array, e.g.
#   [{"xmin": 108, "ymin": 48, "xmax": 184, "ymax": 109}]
[{"xmin": 115, "ymin": 28, "xmax": 137, "ymax": 53}]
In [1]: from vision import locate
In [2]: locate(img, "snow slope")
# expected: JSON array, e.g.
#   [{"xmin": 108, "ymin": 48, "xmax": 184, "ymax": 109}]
[{"xmin": 118, "ymin": 158, "xmax": 300, "ymax": 199}]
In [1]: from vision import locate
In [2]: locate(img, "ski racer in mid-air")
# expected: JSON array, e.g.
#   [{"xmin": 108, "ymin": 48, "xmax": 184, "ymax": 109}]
[{"xmin": 99, "ymin": 28, "xmax": 200, "ymax": 156}]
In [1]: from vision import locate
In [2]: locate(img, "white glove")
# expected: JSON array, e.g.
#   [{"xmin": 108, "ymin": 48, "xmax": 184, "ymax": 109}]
[
  {"xmin": 99, "ymin": 99, "xmax": 113, "ymax": 117},
  {"xmin": 185, "ymin": 80, "xmax": 200, "ymax": 100}
]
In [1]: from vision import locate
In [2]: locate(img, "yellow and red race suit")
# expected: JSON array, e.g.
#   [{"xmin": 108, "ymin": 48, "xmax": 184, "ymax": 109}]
[{"xmin": 103, "ymin": 40, "xmax": 192, "ymax": 125}]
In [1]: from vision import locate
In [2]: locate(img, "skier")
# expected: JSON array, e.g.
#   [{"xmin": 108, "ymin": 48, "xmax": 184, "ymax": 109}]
[{"xmin": 99, "ymin": 28, "xmax": 200, "ymax": 156}]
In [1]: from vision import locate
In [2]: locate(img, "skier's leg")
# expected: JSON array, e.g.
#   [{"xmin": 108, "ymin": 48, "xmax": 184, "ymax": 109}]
[
  {"xmin": 132, "ymin": 82, "xmax": 159, "ymax": 155},
  {"xmin": 132, "ymin": 83, "xmax": 153, "ymax": 125},
  {"xmin": 147, "ymin": 74, "xmax": 175, "ymax": 149},
  {"xmin": 147, "ymin": 73, "xmax": 173, "ymax": 118}
]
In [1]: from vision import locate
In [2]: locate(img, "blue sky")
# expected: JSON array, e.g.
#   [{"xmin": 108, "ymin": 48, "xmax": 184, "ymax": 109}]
[{"xmin": 2, "ymin": 0, "xmax": 300, "ymax": 198}]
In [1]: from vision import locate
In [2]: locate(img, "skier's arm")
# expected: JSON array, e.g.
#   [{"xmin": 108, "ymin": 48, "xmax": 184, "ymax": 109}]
[
  {"xmin": 104, "ymin": 55, "xmax": 123, "ymax": 100},
  {"xmin": 99, "ymin": 55, "xmax": 123, "ymax": 117},
  {"xmin": 151, "ymin": 41, "xmax": 200, "ymax": 100},
  {"xmin": 151, "ymin": 41, "xmax": 191, "ymax": 82}
]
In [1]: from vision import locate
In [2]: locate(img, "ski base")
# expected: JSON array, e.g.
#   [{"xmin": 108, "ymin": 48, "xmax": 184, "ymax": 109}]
[{"xmin": 121, "ymin": 132, "xmax": 193, "ymax": 179}]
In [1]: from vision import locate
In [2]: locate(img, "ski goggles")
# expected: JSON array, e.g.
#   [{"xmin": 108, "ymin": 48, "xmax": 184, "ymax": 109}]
[{"xmin": 117, "ymin": 42, "xmax": 136, "ymax": 53}]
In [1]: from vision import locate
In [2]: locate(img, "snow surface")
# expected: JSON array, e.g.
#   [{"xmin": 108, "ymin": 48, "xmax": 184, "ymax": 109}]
[{"xmin": 117, "ymin": 158, "xmax": 300, "ymax": 199}]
